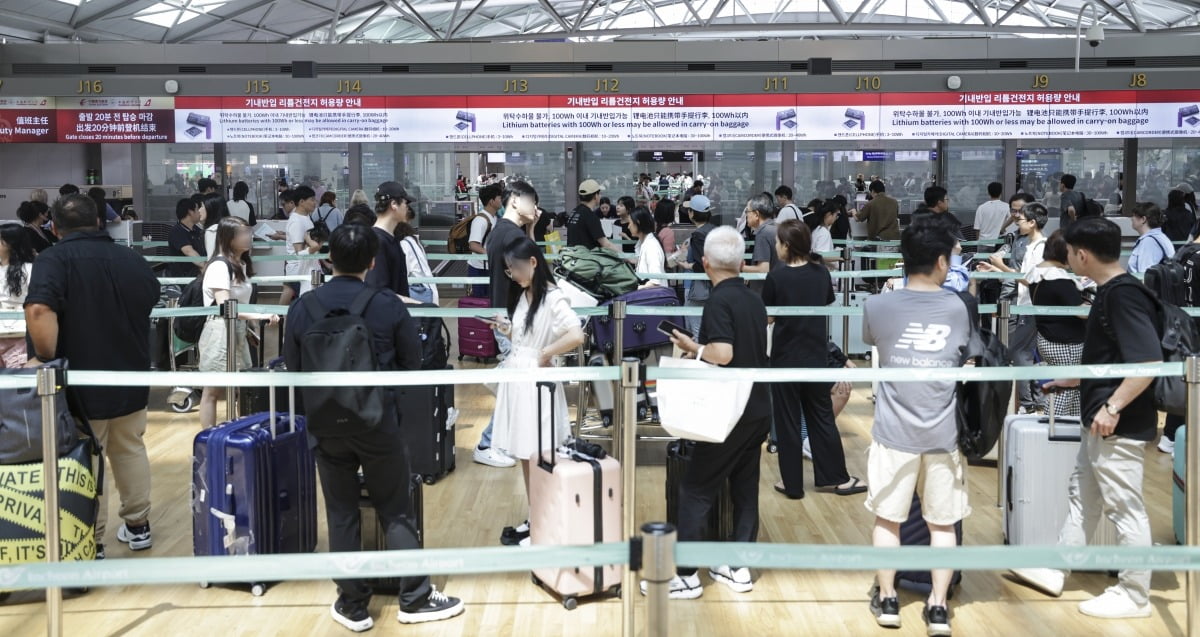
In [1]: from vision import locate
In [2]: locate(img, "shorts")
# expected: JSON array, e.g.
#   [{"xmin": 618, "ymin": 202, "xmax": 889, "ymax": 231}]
[
  {"xmin": 198, "ymin": 318, "xmax": 253, "ymax": 373},
  {"xmin": 864, "ymin": 441, "xmax": 970, "ymax": 526},
  {"xmin": 285, "ymin": 282, "xmax": 301, "ymax": 296}
]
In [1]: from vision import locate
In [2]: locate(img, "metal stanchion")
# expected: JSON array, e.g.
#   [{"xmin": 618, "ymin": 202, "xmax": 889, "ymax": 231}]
[
  {"xmin": 641, "ymin": 522, "xmax": 676, "ymax": 637},
  {"xmin": 38, "ymin": 366, "xmax": 63, "ymax": 637},
  {"xmin": 619, "ymin": 358, "xmax": 639, "ymax": 637},
  {"xmin": 1186, "ymin": 355, "xmax": 1200, "ymax": 637},
  {"xmin": 573, "ymin": 339, "xmax": 586, "ymax": 439},
  {"xmin": 610, "ymin": 300, "xmax": 627, "ymax": 451},
  {"xmin": 996, "ymin": 299, "xmax": 1011, "ymax": 508},
  {"xmin": 310, "ymin": 270, "xmax": 325, "ymax": 289},
  {"xmin": 222, "ymin": 298, "xmax": 239, "ymax": 423},
  {"xmin": 841, "ymin": 242, "xmax": 853, "ymax": 354}
]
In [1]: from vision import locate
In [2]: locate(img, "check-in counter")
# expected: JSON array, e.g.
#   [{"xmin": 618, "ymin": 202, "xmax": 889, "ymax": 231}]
[{"xmin": 252, "ymin": 221, "xmax": 289, "ymax": 278}]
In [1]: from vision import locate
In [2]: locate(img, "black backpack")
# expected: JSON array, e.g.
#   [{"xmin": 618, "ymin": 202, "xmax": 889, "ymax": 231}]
[
  {"xmin": 413, "ymin": 303, "xmax": 451, "ymax": 371},
  {"xmin": 1099, "ymin": 278, "xmax": 1200, "ymax": 416},
  {"xmin": 1144, "ymin": 242, "xmax": 1190, "ymax": 307},
  {"xmin": 957, "ymin": 327, "xmax": 1010, "ymax": 461},
  {"xmin": 1078, "ymin": 193, "xmax": 1104, "ymax": 218},
  {"xmin": 298, "ymin": 288, "xmax": 388, "ymax": 437},
  {"xmin": 173, "ymin": 258, "xmax": 232, "ymax": 344}
]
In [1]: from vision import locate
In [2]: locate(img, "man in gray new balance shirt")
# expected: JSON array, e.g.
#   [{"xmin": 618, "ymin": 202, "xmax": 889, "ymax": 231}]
[{"xmin": 860, "ymin": 215, "xmax": 972, "ymax": 637}]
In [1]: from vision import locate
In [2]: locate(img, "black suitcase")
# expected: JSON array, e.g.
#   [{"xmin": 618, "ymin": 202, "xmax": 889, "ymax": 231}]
[
  {"xmin": 360, "ymin": 473, "xmax": 424, "ymax": 593},
  {"xmin": 895, "ymin": 492, "xmax": 963, "ymax": 598},
  {"xmin": 397, "ymin": 381, "xmax": 456, "ymax": 485},
  {"xmin": 237, "ymin": 357, "xmax": 296, "ymax": 416},
  {"xmin": 665, "ymin": 440, "xmax": 733, "ymax": 541}
]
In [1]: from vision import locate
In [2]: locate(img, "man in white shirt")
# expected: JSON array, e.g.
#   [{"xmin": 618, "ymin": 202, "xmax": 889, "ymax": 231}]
[
  {"xmin": 973, "ymin": 182, "xmax": 1010, "ymax": 244},
  {"xmin": 468, "ymin": 184, "xmax": 501, "ymax": 297},
  {"xmin": 775, "ymin": 185, "xmax": 803, "ymax": 224},
  {"xmin": 282, "ymin": 185, "xmax": 317, "ymax": 305}
]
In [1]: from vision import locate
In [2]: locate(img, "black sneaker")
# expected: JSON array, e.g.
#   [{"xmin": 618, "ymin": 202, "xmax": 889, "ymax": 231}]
[
  {"xmin": 870, "ymin": 588, "xmax": 901, "ymax": 629},
  {"xmin": 330, "ymin": 596, "xmax": 373, "ymax": 632},
  {"xmin": 500, "ymin": 521, "xmax": 530, "ymax": 546},
  {"xmin": 397, "ymin": 587, "xmax": 465, "ymax": 624},
  {"xmin": 923, "ymin": 604, "xmax": 951, "ymax": 637}
]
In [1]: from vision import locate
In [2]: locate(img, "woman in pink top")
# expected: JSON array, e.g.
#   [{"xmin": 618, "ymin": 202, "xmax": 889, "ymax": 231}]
[{"xmin": 653, "ymin": 199, "xmax": 677, "ymax": 254}]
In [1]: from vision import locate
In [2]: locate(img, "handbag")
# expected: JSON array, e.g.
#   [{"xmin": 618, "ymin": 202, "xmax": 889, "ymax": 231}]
[
  {"xmin": 0, "ymin": 360, "xmax": 78, "ymax": 464},
  {"xmin": 656, "ymin": 356, "xmax": 753, "ymax": 443}
]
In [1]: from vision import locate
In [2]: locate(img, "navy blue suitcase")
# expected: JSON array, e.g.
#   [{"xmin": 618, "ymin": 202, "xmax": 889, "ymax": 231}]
[
  {"xmin": 192, "ymin": 411, "xmax": 317, "ymax": 596},
  {"xmin": 592, "ymin": 286, "xmax": 685, "ymax": 355}
]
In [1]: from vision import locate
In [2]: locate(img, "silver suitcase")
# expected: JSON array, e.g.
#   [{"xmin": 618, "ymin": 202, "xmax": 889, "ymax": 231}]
[{"xmin": 1002, "ymin": 404, "xmax": 1118, "ymax": 546}]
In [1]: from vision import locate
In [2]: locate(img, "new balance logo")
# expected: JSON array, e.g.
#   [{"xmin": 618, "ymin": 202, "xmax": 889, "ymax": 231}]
[{"xmin": 895, "ymin": 323, "xmax": 952, "ymax": 352}]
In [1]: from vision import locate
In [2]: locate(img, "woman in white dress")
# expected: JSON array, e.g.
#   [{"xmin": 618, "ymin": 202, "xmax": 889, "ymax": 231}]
[
  {"xmin": 395, "ymin": 203, "xmax": 439, "ymax": 305},
  {"xmin": 489, "ymin": 234, "xmax": 585, "ymax": 537}
]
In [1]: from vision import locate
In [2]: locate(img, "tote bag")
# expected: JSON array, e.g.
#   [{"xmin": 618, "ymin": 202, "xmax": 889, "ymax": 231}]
[{"xmin": 656, "ymin": 356, "xmax": 753, "ymax": 443}]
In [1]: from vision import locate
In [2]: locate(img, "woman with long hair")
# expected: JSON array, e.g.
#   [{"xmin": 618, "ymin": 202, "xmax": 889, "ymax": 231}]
[
  {"xmin": 629, "ymin": 207, "xmax": 665, "ymax": 286},
  {"xmin": 765, "ymin": 220, "xmax": 866, "ymax": 498},
  {"xmin": 395, "ymin": 203, "xmax": 439, "ymax": 305},
  {"xmin": 202, "ymin": 195, "xmax": 230, "ymax": 257},
  {"xmin": 17, "ymin": 201, "xmax": 55, "ymax": 253},
  {"xmin": 489, "ymin": 236, "xmax": 586, "ymax": 545},
  {"xmin": 0, "ymin": 224, "xmax": 35, "ymax": 368},
  {"xmin": 198, "ymin": 217, "xmax": 279, "ymax": 429},
  {"xmin": 226, "ymin": 181, "xmax": 257, "ymax": 225}
]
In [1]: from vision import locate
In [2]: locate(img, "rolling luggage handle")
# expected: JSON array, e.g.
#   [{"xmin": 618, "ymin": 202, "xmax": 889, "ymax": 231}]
[{"xmin": 536, "ymin": 381, "xmax": 559, "ymax": 473}]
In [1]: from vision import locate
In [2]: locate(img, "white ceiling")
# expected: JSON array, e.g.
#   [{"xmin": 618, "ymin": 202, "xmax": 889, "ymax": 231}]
[{"xmin": 0, "ymin": 0, "xmax": 1196, "ymax": 44}]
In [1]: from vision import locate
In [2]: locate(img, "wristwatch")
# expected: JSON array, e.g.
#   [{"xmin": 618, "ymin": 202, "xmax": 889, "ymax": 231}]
[{"xmin": 1103, "ymin": 401, "xmax": 1121, "ymax": 416}]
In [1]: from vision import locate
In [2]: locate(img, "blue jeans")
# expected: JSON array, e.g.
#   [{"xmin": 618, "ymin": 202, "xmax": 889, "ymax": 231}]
[
  {"xmin": 467, "ymin": 265, "xmax": 489, "ymax": 299},
  {"xmin": 478, "ymin": 327, "xmax": 513, "ymax": 450}
]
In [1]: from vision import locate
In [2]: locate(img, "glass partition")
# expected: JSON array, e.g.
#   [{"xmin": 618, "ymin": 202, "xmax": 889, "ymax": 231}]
[
  {"xmin": 943, "ymin": 141, "xmax": 1005, "ymax": 214},
  {"xmin": 1137, "ymin": 138, "xmax": 1200, "ymax": 208},
  {"xmin": 143, "ymin": 143, "xmax": 215, "ymax": 223},
  {"xmin": 793, "ymin": 140, "xmax": 938, "ymax": 214},
  {"xmin": 225, "ymin": 143, "xmax": 351, "ymax": 218},
  {"xmin": 1017, "ymin": 139, "xmax": 1123, "ymax": 213}
]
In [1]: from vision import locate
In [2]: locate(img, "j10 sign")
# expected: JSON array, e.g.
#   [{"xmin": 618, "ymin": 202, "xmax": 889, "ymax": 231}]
[{"xmin": 1, "ymin": 91, "xmax": 1198, "ymax": 143}]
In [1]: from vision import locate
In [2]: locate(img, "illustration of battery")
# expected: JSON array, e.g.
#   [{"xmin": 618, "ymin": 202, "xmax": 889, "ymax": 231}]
[
  {"xmin": 186, "ymin": 112, "xmax": 212, "ymax": 139},
  {"xmin": 1179, "ymin": 105, "xmax": 1200, "ymax": 127},
  {"xmin": 844, "ymin": 108, "xmax": 866, "ymax": 129},
  {"xmin": 775, "ymin": 109, "xmax": 797, "ymax": 131},
  {"xmin": 455, "ymin": 110, "xmax": 477, "ymax": 132}
]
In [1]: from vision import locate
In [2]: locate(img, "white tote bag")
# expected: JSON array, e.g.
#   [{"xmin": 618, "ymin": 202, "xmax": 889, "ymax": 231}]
[{"xmin": 656, "ymin": 356, "xmax": 753, "ymax": 443}]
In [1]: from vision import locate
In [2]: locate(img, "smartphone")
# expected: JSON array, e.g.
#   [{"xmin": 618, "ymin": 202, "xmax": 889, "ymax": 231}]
[{"xmin": 657, "ymin": 320, "xmax": 692, "ymax": 339}]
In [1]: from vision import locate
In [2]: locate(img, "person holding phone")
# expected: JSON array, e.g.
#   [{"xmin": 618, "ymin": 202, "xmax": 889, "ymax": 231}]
[{"xmin": 489, "ymin": 238, "xmax": 586, "ymax": 547}]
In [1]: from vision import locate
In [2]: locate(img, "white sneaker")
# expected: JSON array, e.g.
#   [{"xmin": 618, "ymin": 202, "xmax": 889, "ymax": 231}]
[
  {"xmin": 1077, "ymin": 586, "xmax": 1152, "ymax": 619},
  {"xmin": 802, "ymin": 438, "xmax": 812, "ymax": 460},
  {"xmin": 1008, "ymin": 568, "xmax": 1065, "ymax": 597},
  {"xmin": 473, "ymin": 446, "xmax": 515, "ymax": 468},
  {"xmin": 708, "ymin": 566, "xmax": 753, "ymax": 593},
  {"xmin": 639, "ymin": 573, "xmax": 703, "ymax": 600},
  {"xmin": 1158, "ymin": 436, "xmax": 1175, "ymax": 455}
]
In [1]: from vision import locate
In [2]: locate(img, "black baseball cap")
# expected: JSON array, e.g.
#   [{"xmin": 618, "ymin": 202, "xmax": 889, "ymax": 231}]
[{"xmin": 375, "ymin": 181, "xmax": 412, "ymax": 206}]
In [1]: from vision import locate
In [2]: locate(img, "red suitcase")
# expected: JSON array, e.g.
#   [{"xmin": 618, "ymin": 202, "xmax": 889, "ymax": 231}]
[
  {"xmin": 529, "ymin": 382, "xmax": 623, "ymax": 609},
  {"xmin": 457, "ymin": 296, "xmax": 499, "ymax": 362}
]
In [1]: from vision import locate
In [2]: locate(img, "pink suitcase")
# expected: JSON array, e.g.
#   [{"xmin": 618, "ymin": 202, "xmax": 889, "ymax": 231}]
[
  {"xmin": 529, "ymin": 382, "xmax": 623, "ymax": 609},
  {"xmin": 457, "ymin": 296, "xmax": 499, "ymax": 362}
]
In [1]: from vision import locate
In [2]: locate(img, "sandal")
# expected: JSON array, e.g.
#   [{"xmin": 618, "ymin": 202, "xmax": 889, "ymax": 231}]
[
  {"xmin": 774, "ymin": 482, "xmax": 805, "ymax": 500},
  {"xmin": 832, "ymin": 477, "xmax": 868, "ymax": 496}
]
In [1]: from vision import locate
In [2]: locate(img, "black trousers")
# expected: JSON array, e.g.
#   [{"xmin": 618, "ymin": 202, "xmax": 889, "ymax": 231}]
[
  {"xmin": 313, "ymin": 423, "xmax": 431, "ymax": 609},
  {"xmin": 773, "ymin": 381, "xmax": 850, "ymax": 494},
  {"xmin": 676, "ymin": 415, "xmax": 770, "ymax": 576},
  {"xmin": 1165, "ymin": 413, "xmax": 1184, "ymax": 442}
]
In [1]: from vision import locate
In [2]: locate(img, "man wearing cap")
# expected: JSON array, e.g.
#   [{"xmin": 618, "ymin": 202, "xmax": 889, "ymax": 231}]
[
  {"xmin": 568, "ymin": 179, "xmax": 621, "ymax": 252},
  {"xmin": 369, "ymin": 181, "xmax": 411, "ymax": 297},
  {"xmin": 680, "ymin": 194, "xmax": 716, "ymax": 337}
]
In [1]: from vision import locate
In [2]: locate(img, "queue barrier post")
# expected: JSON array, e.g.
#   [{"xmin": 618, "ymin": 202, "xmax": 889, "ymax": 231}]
[
  {"xmin": 38, "ymin": 365, "xmax": 63, "ymax": 637},
  {"xmin": 1186, "ymin": 354, "xmax": 1200, "ymax": 637},
  {"xmin": 641, "ymin": 522, "xmax": 676, "ymax": 637},
  {"xmin": 222, "ymin": 299, "xmax": 239, "ymax": 423},
  {"xmin": 620, "ymin": 357, "xmax": 639, "ymax": 637},
  {"xmin": 611, "ymin": 300, "xmax": 627, "ymax": 460},
  {"xmin": 996, "ymin": 299, "xmax": 1011, "ymax": 508},
  {"xmin": 841, "ymin": 242, "xmax": 853, "ymax": 354}
]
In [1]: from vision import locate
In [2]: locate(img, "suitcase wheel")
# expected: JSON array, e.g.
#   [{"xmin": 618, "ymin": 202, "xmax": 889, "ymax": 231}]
[
  {"xmin": 562, "ymin": 596, "xmax": 578, "ymax": 611},
  {"xmin": 422, "ymin": 474, "xmax": 435, "ymax": 485},
  {"xmin": 457, "ymin": 354, "xmax": 464, "ymax": 361},
  {"xmin": 766, "ymin": 441, "xmax": 778, "ymax": 454},
  {"xmin": 251, "ymin": 583, "xmax": 266, "ymax": 597},
  {"xmin": 169, "ymin": 394, "xmax": 196, "ymax": 413},
  {"xmin": 199, "ymin": 582, "xmax": 210, "ymax": 589}
]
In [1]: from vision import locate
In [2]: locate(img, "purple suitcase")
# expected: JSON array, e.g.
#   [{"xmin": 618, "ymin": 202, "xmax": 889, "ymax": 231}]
[
  {"xmin": 458, "ymin": 296, "xmax": 499, "ymax": 362},
  {"xmin": 192, "ymin": 411, "xmax": 317, "ymax": 596},
  {"xmin": 592, "ymin": 286, "xmax": 684, "ymax": 355}
]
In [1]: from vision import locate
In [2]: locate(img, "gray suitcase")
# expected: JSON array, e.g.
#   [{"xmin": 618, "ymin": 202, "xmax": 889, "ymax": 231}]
[{"xmin": 1002, "ymin": 404, "xmax": 1118, "ymax": 546}]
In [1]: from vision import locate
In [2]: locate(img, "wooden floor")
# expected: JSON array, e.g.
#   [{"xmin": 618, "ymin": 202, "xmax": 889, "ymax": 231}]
[{"xmin": 0, "ymin": 344, "xmax": 1189, "ymax": 636}]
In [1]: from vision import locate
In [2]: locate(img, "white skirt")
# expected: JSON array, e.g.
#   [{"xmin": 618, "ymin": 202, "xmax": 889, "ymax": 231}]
[{"xmin": 490, "ymin": 347, "xmax": 570, "ymax": 461}]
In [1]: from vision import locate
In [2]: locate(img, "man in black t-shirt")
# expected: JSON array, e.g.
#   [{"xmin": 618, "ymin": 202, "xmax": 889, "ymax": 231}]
[
  {"xmin": 656, "ymin": 226, "xmax": 769, "ymax": 600},
  {"xmin": 368, "ymin": 181, "xmax": 411, "ymax": 297},
  {"xmin": 167, "ymin": 198, "xmax": 206, "ymax": 278},
  {"xmin": 567, "ymin": 179, "xmax": 620, "ymax": 252},
  {"xmin": 1010, "ymin": 217, "xmax": 1158, "ymax": 620}
]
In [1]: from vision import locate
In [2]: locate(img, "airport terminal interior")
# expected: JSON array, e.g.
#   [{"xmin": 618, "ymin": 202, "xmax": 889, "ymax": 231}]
[{"xmin": 0, "ymin": 0, "xmax": 1200, "ymax": 635}]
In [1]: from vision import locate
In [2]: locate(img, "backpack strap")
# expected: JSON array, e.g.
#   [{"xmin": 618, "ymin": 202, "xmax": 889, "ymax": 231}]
[
  {"xmin": 302, "ymin": 291, "xmax": 329, "ymax": 324},
  {"xmin": 1097, "ymin": 277, "xmax": 1162, "ymax": 341},
  {"xmin": 348, "ymin": 286, "xmax": 380, "ymax": 317}
]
